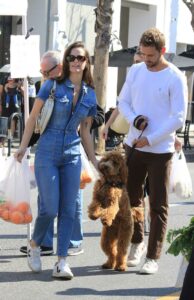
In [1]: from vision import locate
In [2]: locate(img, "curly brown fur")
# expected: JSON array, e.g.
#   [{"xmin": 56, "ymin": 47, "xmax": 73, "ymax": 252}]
[{"xmin": 88, "ymin": 150, "xmax": 134, "ymax": 271}]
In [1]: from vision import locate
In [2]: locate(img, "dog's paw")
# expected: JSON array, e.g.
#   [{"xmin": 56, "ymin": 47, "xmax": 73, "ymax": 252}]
[
  {"xmin": 114, "ymin": 265, "xmax": 126, "ymax": 272},
  {"xmin": 102, "ymin": 262, "xmax": 114, "ymax": 269},
  {"xmin": 88, "ymin": 214, "xmax": 98, "ymax": 220}
]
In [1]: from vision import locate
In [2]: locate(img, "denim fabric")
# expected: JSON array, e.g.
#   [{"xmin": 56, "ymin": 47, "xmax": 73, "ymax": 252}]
[
  {"xmin": 69, "ymin": 190, "xmax": 83, "ymax": 247},
  {"xmin": 42, "ymin": 222, "xmax": 54, "ymax": 248},
  {"xmin": 32, "ymin": 79, "xmax": 96, "ymax": 257},
  {"xmin": 37, "ymin": 195, "xmax": 54, "ymax": 248},
  {"xmin": 40, "ymin": 191, "xmax": 83, "ymax": 248}
]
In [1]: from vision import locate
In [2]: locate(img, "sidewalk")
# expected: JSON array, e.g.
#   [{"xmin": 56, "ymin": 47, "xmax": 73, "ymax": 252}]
[
  {"xmin": 0, "ymin": 142, "xmax": 194, "ymax": 299},
  {"xmin": 0, "ymin": 186, "xmax": 185, "ymax": 300}
]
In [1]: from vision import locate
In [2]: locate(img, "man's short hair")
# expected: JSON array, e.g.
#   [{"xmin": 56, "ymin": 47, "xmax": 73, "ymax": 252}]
[
  {"xmin": 41, "ymin": 50, "xmax": 62, "ymax": 65},
  {"xmin": 140, "ymin": 28, "xmax": 165, "ymax": 52}
]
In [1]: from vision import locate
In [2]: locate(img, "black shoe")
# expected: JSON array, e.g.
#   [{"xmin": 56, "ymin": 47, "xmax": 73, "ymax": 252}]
[{"xmin": 20, "ymin": 245, "xmax": 54, "ymax": 256}]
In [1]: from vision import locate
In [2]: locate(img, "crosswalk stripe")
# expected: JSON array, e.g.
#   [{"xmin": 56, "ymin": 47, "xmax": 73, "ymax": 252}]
[{"xmin": 156, "ymin": 291, "xmax": 181, "ymax": 300}]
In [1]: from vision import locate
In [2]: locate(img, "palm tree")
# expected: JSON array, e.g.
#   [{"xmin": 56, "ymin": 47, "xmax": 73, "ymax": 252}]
[
  {"xmin": 183, "ymin": 0, "xmax": 194, "ymax": 29},
  {"xmin": 93, "ymin": 0, "xmax": 114, "ymax": 154}
]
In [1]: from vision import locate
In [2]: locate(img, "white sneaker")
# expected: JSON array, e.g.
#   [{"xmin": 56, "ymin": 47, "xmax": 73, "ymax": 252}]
[
  {"xmin": 67, "ymin": 246, "xmax": 84, "ymax": 256},
  {"xmin": 52, "ymin": 259, "xmax": 73, "ymax": 279},
  {"xmin": 127, "ymin": 241, "xmax": 147, "ymax": 267},
  {"xmin": 27, "ymin": 244, "xmax": 42, "ymax": 273},
  {"xmin": 139, "ymin": 258, "xmax": 158, "ymax": 274}
]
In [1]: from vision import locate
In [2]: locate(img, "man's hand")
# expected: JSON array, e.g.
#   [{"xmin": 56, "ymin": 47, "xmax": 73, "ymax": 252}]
[
  {"xmin": 132, "ymin": 136, "xmax": 149, "ymax": 148},
  {"xmin": 175, "ymin": 136, "xmax": 182, "ymax": 151}
]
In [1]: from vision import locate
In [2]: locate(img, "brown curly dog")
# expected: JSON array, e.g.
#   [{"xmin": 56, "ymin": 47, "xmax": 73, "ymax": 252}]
[{"xmin": 88, "ymin": 150, "xmax": 134, "ymax": 271}]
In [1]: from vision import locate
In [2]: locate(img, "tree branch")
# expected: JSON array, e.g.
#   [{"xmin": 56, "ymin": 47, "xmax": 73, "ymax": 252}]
[{"xmin": 182, "ymin": 0, "xmax": 194, "ymax": 30}]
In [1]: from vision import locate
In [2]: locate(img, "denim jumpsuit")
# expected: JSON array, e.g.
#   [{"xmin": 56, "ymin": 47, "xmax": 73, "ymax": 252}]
[{"xmin": 32, "ymin": 79, "xmax": 97, "ymax": 257}]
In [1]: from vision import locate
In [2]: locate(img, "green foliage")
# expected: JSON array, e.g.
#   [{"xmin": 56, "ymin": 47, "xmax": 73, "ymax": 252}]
[{"xmin": 166, "ymin": 217, "xmax": 194, "ymax": 261}]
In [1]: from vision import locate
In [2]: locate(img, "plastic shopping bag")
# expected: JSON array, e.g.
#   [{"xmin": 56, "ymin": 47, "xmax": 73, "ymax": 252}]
[
  {"xmin": 0, "ymin": 152, "xmax": 8, "ymax": 196},
  {"xmin": 22, "ymin": 158, "xmax": 37, "ymax": 190},
  {"xmin": 80, "ymin": 144, "xmax": 96, "ymax": 189},
  {"xmin": 0, "ymin": 156, "xmax": 33, "ymax": 224},
  {"xmin": 169, "ymin": 150, "xmax": 192, "ymax": 199},
  {"xmin": 175, "ymin": 256, "xmax": 189, "ymax": 288}
]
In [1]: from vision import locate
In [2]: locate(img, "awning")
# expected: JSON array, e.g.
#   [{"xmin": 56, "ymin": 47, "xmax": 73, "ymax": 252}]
[
  {"xmin": 165, "ymin": 53, "xmax": 194, "ymax": 71},
  {"xmin": 92, "ymin": 47, "xmax": 194, "ymax": 71}
]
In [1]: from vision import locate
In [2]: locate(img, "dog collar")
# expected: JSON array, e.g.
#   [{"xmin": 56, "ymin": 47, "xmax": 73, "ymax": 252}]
[{"xmin": 106, "ymin": 182, "xmax": 124, "ymax": 188}]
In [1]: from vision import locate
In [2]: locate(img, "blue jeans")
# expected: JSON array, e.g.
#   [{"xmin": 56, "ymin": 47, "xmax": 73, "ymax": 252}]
[
  {"xmin": 33, "ymin": 152, "xmax": 81, "ymax": 257},
  {"xmin": 39, "ymin": 190, "xmax": 83, "ymax": 248},
  {"xmin": 6, "ymin": 94, "xmax": 18, "ymax": 107}
]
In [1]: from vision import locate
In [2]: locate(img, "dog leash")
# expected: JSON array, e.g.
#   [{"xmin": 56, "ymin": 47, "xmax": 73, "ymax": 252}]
[{"xmin": 127, "ymin": 123, "xmax": 148, "ymax": 160}]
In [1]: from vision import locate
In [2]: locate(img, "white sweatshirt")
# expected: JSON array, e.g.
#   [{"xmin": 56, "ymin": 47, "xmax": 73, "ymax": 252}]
[{"xmin": 118, "ymin": 62, "xmax": 188, "ymax": 153}]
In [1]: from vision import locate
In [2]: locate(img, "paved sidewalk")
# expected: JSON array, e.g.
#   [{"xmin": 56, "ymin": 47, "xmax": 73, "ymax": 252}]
[{"xmin": 0, "ymin": 144, "xmax": 194, "ymax": 299}]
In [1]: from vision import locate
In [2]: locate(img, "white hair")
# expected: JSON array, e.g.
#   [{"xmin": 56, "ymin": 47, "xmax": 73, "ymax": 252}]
[{"xmin": 41, "ymin": 50, "xmax": 63, "ymax": 65}]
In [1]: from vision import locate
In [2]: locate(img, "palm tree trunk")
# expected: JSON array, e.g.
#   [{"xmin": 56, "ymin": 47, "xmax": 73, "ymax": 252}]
[
  {"xmin": 93, "ymin": 0, "xmax": 114, "ymax": 154},
  {"xmin": 183, "ymin": 0, "xmax": 194, "ymax": 29}
]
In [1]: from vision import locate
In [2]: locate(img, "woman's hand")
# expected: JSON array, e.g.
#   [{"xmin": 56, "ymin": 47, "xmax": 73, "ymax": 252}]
[
  {"xmin": 101, "ymin": 125, "xmax": 109, "ymax": 140},
  {"xmin": 14, "ymin": 148, "xmax": 27, "ymax": 163}
]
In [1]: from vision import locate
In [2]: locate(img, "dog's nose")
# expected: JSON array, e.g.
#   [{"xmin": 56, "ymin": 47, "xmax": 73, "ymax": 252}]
[{"xmin": 101, "ymin": 219, "xmax": 107, "ymax": 226}]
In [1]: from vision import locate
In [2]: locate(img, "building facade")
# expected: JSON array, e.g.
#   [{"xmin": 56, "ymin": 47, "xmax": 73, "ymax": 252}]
[{"xmin": 1, "ymin": 0, "xmax": 194, "ymax": 109}]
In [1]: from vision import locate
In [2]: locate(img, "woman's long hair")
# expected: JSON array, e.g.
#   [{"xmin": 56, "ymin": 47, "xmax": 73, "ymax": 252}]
[{"xmin": 58, "ymin": 41, "xmax": 95, "ymax": 89}]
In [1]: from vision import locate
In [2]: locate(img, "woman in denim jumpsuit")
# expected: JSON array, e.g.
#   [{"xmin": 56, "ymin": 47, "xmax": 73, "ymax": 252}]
[{"xmin": 15, "ymin": 42, "xmax": 98, "ymax": 279}]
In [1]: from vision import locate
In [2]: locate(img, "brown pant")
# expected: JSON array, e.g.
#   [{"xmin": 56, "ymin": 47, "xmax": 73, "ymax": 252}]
[{"xmin": 125, "ymin": 145, "xmax": 173, "ymax": 260}]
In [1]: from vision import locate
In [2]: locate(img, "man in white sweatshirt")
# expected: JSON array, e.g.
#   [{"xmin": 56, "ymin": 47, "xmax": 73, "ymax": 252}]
[{"xmin": 118, "ymin": 28, "xmax": 188, "ymax": 274}]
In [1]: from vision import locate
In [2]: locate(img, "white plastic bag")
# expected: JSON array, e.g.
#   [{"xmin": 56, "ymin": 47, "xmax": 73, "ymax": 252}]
[
  {"xmin": 0, "ymin": 156, "xmax": 33, "ymax": 224},
  {"xmin": 175, "ymin": 256, "xmax": 189, "ymax": 288},
  {"xmin": 169, "ymin": 150, "xmax": 192, "ymax": 199},
  {"xmin": 0, "ymin": 152, "xmax": 8, "ymax": 196},
  {"xmin": 22, "ymin": 159, "xmax": 37, "ymax": 189},
  {"xmin": 80, "ymin": 144, "xmax": 96, "ymax": 189}
]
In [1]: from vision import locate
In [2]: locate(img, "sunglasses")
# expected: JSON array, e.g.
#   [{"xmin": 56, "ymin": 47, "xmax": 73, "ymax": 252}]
[
  {"xmin": 40, "ymin": 64, "xmax": 58, "ymax": 77},
  {"xmin": 66, "ymin": 55, "xmax": 86, "ymax": 63}
]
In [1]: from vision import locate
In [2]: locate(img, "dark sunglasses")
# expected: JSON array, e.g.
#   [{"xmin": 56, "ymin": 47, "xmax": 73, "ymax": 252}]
[
  {"xmin": 40, "ymin": 64, "xmax": 58, "ymax": 77},
  {"xmin": 66, "ymin": 55, "xmax": 86, "ymax": 63}
]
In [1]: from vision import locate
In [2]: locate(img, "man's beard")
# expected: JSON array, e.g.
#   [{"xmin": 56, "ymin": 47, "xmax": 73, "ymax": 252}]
[{"xmin": 145, "ymin": 56, "xmax": 161, "ymax": 69}]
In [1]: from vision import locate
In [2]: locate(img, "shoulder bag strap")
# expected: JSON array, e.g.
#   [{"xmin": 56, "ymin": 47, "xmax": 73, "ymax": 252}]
[{"xmin": 49, "ymin": 80, "xmax": 56, "ymax": 100}]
